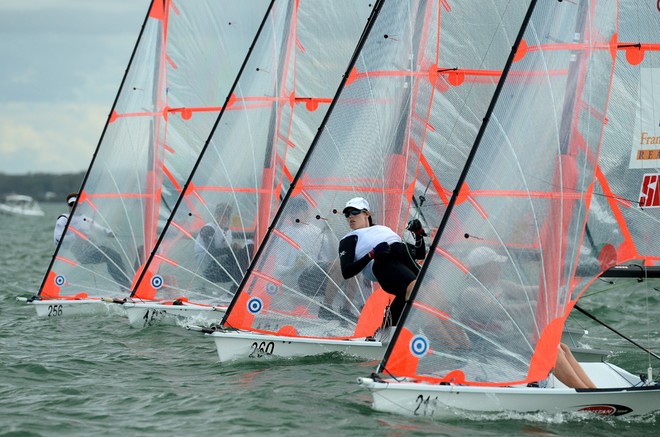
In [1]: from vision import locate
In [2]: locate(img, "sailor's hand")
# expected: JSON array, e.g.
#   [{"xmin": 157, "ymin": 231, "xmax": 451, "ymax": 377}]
[
  {"xmin": 369, "ymin": 242, "xmax": 390, "ymax": 260},
  {"xmin": 406, "ymin": 219, "xmax": 427, "ymax": 237}
]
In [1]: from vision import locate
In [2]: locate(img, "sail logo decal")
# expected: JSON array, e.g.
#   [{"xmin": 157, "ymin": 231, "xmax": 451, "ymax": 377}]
[
  {"xmin": 150, "ymin": 275, "xmax": 164, "ymax": 289},
  {"xmin": 577, "ymin": 404, "xmax": 633, "ymax": 416},
  {"xmin": 54, "ymin": 275, "xmax": 66, "ymax": 286},
  {"xmin": 247, "ymin": 297, "xmax": 263, "ymax": 314},
  {"xmin": 410, "ymin": 335, "xmax": 429, "ymax": 357},
  {"xmin": 639, "ymin": 173, "xmax": 660, "ymax": 208},
  {"xmin": 266, "ymin": 282, "xmax": 278, "ymax": 295},
  {"xmin": 629, "ymin": 68, "xmax": 660, "ymax": 169}
]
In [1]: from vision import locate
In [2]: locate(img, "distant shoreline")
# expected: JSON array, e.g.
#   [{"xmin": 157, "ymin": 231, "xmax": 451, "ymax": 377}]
[{"xmin": 0, "ymin": 172, "xmax": 86, "ymax": 202}]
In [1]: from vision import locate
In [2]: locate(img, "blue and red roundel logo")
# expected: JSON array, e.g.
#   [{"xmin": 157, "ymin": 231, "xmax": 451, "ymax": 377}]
[
  {"xmin": 150, "ymin": 275, "xmax": 164, "ymax": 290},
  {"xmin": 247, "ymin": 297, "xmax": 263, "ymax": 314},
  {"xmin": 265, "ymin": 282, "xmax": 278, "ymax": 295},
  {"xmin": 410, "ymin": 335, "xmax": 429, "ymax": 358},
  {"xmin": 54, "ymin": 275, "xmax": 66, "ymax": 286}
]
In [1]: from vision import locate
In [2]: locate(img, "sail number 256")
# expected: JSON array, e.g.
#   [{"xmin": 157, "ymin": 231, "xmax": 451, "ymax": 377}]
[
  {"xmin": 249, "ymin": 341, "xmax": 275, "ymax": 358},
  {"xmin": 47, "ymin": 304, "xmax": 63, "ymax": 317}
]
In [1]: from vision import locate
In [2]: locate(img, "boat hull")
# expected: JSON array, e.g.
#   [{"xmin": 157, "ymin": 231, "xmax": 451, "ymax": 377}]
[
  {"xmin": 123, "ymin": 302, "xmax": 226, "ymax": 328},
  {"xmin": 209, "ymin": 330, "xmax": 385, "ymax": 362},
  {"xmin": 26, "ymin": 298, "xmax": 125, "ymax": 318},
  {"xmin": 358, "ymin": 363, "xmax": 660, "ymax": 418},
  {"xmin": 0, "ymin": 195, "xmax": 45, "ymax": 217},
  {"xmin": 0, "ymin": 205, "xmax": 45, "ymax": 216}
]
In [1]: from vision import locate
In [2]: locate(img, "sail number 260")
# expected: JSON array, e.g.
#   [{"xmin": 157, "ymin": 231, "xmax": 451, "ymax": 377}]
[{"xmin": 249, "ymin": 341, "xmax": 275, "ymax": 358}]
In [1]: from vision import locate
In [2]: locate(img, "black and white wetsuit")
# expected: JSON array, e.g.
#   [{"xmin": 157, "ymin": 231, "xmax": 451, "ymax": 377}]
[{"xmin": 338, "ymin": 224, "xmax": 426, "ymax": 325}]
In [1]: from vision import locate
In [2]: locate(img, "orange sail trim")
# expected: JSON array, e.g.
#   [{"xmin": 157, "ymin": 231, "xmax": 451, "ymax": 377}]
[
  {"xmin": 191, "ymin": 186, "xmax": 267, "ymax": 194},
  {"xmin": 55, "ymin": 256, "xmax": 77, "ymax": 267},
  {"xmin": 302, "ymin": 184, "xmax": 405, "ymax": 194},
  {"xmin": 618, "ymin": 42, "xmax": 660, "ymax": 65},
  {"xmin": 527, "ymin": 317, "xmax": 565, "ymax": 383},
  {"xmin": 382, "ymin": 327, "xmax": 418, "ymax": 376},
  {"xmin": 593, "ymin": 166, "xmax": 639, "ymax": 262},
  {"xmin": 353, "ymin": 288, "xmax": 392, "ymax": 337},
  {"xmin": 411, "ymin": 141, "xmax": 450, "ymax": 207},
  {"xmin": 40, "ymin": 271, "xmax": 62, "ymax": 298},
  {"xmin": 535, "ymin": 154, "xmax": 579, "ymax": 334},
  {"xmin": 148, "ymin": 0, "xmax": 165, "ymax": 20},
  {"xmin": 384, "ymin": 154, "xmax": 406, "ymax": 230},
  {"xmin": 469, "ymin": 189, "xmax": 586, "ymax": 200},
  {"xmin": 110, "ymin": 95, "xmax": 336, "ymax": 122},
  {"xmin": 224, "ymin": 276, "xmax": 266, "ymax": 330},
  {"xmin": 255, "ymin": 165, "xmax": 274, "ymax": 250},
  {"xmin": 133, "ymin": 268, "xmax": 157, "ymax": 300},
  {"xmin": 83, "ymin": 193, "xmax": 159, "ymax": 199}
]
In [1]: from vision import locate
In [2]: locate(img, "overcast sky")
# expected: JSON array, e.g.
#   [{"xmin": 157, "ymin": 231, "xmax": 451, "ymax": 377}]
[{"xmin": 0, "ymin": 0, "xmax": 150, "ymax": 175}]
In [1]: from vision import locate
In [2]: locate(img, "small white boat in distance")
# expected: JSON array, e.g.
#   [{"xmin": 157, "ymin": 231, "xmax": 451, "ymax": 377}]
[{"xmin": 0, "ymin": 194, "xmax": 44, "ymax": 217}]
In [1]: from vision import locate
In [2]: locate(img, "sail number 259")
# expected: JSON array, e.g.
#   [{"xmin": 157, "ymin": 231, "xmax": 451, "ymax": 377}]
[{"xmin": 249, "ymin": 341, "xmax": 275, "ymax": 358}]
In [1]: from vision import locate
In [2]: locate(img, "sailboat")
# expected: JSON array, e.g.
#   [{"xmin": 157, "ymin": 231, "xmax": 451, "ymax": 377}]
[
  {"xmin": 19, "ymin": 0, "xmax": 270, "ymax": 317},
  {"xmin": 358, "ymin": 0, "xmax": 660, "ymax": 419},
  {"xmin": 120, "ymin": 1, "xmax": 373, "ymax": 328},
  {"xmin": 203, "ymin": 0, "xmax": 554, "ymax": 362},
  {"xmin": 0, "ymin": 194, "xmax": 45, "ymax": 217}
]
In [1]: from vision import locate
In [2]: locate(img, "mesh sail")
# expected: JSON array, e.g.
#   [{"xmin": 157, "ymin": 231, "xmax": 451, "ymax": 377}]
[
  {"xmin": 573, "ymin": 2, "xmax": 660, "ymax": 298},
  {"xmin": 131, "ymin": 2, "xmax": 373, "ymax": 303},
  {"xmin": 381, "ymin": 0, "xmax": 617, "ymax": 386},
  {"xmin": 222, "ymin": 0, "xmax": 539, "ymax": 340},
  {"xmin": 39, "ymin": 1, "xmax": 269, "ymax": 299}
]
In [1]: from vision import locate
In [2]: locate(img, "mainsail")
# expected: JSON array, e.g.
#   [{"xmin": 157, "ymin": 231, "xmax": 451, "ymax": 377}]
[
  {"xmin": 129, "ymin": 2, "xmax": 373, "ymax": 305},
  {"xmin": 378, "ymin": 0, "xmax": 617, "ymax": 386},
  {"xmin": 38, "ymin": 0, "xmax": 269, "ymax": 301},
  {"xmin": 573, "ymin": 0, "xmax": 660, "ymax": 297},
  {"xmin": 220, "ymin": 0, "xmax": 543, "ymax": 342}
]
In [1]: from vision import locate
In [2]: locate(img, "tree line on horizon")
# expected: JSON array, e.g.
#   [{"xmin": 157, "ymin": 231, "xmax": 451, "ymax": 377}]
[{"xmin": 0, "ymin": 172, "xmax": 86, "ymax": 202}]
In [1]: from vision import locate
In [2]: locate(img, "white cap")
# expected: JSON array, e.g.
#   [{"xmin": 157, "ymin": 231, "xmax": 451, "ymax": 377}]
[
  {"xmin": 467, "ymin": 247, "xmax": 507, "ymax": 267},
  {"xmin": 343, "ymin": 197, "xmax": 370, "ymax": 213}
]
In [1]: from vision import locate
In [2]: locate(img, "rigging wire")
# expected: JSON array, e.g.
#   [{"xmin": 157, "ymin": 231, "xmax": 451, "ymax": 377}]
[{"xmin": 574, "ymin": 304, "xmax": 660, "ymax": 362}]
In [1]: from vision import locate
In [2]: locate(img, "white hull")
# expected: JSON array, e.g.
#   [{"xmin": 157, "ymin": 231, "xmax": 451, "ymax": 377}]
[
  {"xmin": 123, "ymin": 302, "xmax": 226, "ymax": 328},
  {"xmin": 0, "ymin": 195, "xmax": 44, "ymax": 217},
  {"xmin": 0, "ymin": 204, "xmax": 45, "ymax": 216},
  {"xmin": 358, "ymin": 362, "xmax": 660, "ymax": 418},
  {"xmin": 209, "ymin": 330, "xmax": 385, "ymax": 362},
  {"xmin": 25, "ymin": 298, "xmax": 125, "ymax": 318}
]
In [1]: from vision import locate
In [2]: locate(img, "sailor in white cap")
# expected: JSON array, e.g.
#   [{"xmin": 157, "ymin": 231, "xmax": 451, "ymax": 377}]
[
  {"xmin": 53, "ymin": 192, "xmax": 130, "ymax": 289},
  {"xmin": 337, "ymin": 197, "xmax": 427, "ymax": 327}
]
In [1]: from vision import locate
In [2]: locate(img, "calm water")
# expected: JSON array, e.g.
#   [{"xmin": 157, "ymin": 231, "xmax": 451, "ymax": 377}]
[{"xmin": 1, "ymin": 203, "xmax": 658, "ymax": 436}]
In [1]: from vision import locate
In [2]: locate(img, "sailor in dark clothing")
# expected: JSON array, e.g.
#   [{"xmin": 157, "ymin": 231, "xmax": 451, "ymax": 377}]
[{"xmin": 338, "ymin": 197, "xmax": 426, "ymax": 326}]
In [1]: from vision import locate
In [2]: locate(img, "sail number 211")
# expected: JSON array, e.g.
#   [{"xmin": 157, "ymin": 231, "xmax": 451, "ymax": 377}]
[{"xmin": 414, "ymin": 394, "xmax": 440, "ymax": 416}]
